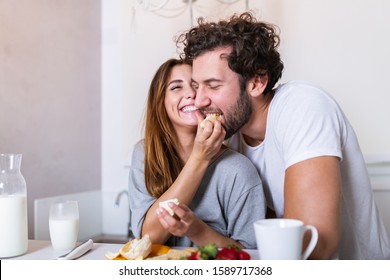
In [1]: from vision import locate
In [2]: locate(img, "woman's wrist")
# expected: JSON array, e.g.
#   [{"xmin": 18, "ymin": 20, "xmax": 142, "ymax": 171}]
[
  {"xmin": 187, "ymin": 151, "xmax": 211, "ymax": 170},
  {"xmin": 186, "ymin": 216, "xmax": 206, "ymax": 243}
]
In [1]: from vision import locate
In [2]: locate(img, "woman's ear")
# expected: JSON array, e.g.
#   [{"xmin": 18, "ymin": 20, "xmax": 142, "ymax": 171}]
[{"xmin": 247, "ymin": 74, "xmax": 268, "ymax": 97}]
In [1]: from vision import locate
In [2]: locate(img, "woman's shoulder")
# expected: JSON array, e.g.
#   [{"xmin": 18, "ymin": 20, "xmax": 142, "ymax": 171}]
[
  {"xmin": 133, "ymin": 139, "xmax": 144, "ymax": 151},
  {"xmin": 214, "ymin": 148, "xmax": 258, "ymax": 173},
  {"xmin": 130, "ymin": 139, "xmax": 145, "ymax": 166},
  {"xmin": 209, "ymin": 148, "xmax": 263, "ymax": 189},
  {"xmin": 218, "ymin": 147, "xmax": 250, "ymax": 160}
]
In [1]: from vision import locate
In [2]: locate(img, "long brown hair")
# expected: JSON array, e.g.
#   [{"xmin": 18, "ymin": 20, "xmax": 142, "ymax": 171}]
[{"xmin": 144, "ymin": 59, "xmax": 187, "ymax": 198}]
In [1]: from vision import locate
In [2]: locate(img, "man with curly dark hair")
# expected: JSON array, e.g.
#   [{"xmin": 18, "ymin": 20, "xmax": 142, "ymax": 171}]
[{"xmin": 176, "ymin": 12, "xmax": 390, "ymax": 260}]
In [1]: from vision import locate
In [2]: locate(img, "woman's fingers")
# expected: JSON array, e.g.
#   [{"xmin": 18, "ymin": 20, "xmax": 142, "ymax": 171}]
[{"xmin": 156, "ymin": 204, "xmax": 193, "ymax": 236}]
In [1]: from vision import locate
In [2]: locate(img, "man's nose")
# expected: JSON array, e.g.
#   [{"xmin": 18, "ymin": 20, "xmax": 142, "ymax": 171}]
[{"xmin": 194, "ymin": 87, "xmax": 210, "ymax": 109}]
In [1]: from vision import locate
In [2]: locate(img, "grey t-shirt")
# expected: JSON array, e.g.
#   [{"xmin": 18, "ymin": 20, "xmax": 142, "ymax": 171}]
[{"xmin": 128, "ymin": 140, "xmax": 266, "ymax": 249}]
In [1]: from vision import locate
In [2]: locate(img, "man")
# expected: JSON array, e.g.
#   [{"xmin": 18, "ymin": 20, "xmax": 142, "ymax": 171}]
[{"xmin": 176, "ymin": 12, "xmax": 390, "ymax": 259}]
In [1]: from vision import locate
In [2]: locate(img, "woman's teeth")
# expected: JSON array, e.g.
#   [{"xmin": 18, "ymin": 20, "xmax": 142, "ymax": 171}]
[{"xmin": 182, "ymin": 106, "xmax": 198, "ymax": 112}]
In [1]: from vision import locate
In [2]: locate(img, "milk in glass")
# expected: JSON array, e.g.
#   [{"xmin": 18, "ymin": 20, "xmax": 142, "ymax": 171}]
[{"xmin": 0, "ymin": 154, "xmax": 28, "ymax": 258}]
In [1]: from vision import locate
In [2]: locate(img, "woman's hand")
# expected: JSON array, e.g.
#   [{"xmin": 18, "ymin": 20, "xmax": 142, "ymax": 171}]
[
  {"xmin": 156, "ymin": 202, "xmax": 243, "ymax": 248},
  {"xmin": 156, "ymin": 202, "xmax": 198, "ymax": 237},
  {"xmin": 142, "ymin": 113, "xmax": 226, "ymax": 245},
  {"xmin": 191, "ymin": 112, "xmax": 226, "ymax": 162}
]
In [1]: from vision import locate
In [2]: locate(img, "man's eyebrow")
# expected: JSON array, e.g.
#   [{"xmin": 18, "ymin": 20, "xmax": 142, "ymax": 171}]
[{"xmin": 192, "ymin": 78, "xmax": 222, "ymax": 83}]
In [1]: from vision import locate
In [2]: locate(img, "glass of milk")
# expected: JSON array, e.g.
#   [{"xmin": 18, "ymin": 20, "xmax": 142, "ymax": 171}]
[{"xmin": 49, "ymin": 201, "xmax": 79, "ymax": 251}]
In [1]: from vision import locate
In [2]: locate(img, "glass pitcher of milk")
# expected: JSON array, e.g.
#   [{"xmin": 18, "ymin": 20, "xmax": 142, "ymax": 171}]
[{"xmin": 0, "ymin": 154, "xmax": 28, "ymax": 258}]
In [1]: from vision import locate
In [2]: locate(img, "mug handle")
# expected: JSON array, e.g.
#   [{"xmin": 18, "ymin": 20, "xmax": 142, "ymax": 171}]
[{"xmin": 302, "ymin": 225, "xmax": 319, "ymax": 260}]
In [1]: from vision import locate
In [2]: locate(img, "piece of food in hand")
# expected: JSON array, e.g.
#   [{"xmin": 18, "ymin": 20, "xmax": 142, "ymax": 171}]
[
  {"xmin": 159, "ymin": 198, "xmax": 179, "ymax": 216},
  {"xmin": 200, "ymin": 113, "xmax": 221, "ymax": 129},
  {"xmin": 105, "ymin": 234, "xmax": 152, "ymax": 260}
]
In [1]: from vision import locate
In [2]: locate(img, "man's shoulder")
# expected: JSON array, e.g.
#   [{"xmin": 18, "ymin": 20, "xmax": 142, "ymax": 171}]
[
  {"xmin": 276, "ymin": 80, "xmax": 331, "ymax": 99},
  {"xmin": 273, "ymin": 80, "xmax": 338, "ymax": 113}
]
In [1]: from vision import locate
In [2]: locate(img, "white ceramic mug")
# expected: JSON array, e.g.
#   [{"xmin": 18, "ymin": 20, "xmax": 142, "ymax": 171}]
[
  {"xmin": 49, "ymin": 201, "xmax": 79, "ymax": 251},
  {"xmin": 253, "ymin": 218, "xmax": 318, "ymax": 260}
]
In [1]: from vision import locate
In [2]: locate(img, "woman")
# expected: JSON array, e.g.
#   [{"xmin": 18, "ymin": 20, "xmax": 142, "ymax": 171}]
[{"xmin": 128, "ymin": 58, "xmax": 265, "ymax": 249}]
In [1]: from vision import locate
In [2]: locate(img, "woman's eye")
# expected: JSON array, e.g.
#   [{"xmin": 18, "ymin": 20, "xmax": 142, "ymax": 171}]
[{"xmin": 170, "ymin": 86, "xmax": 182, "ymax": 91}]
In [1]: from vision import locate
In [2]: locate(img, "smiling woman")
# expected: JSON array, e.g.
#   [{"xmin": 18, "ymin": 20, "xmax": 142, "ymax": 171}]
[{"xmin": 163, "ymin": 62, "xmax": 199, "ymax": 130}]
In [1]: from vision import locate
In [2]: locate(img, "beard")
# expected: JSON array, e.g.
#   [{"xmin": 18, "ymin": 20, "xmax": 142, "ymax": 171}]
[{"xmin": 223, "ymin": 88, "xmax": 252, "ymax": 139}]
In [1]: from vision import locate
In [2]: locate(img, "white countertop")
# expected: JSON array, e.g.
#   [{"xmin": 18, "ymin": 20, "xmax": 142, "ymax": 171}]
[
  {"xmin": 7, "ymin": 240, "xmax": 259, "ymax": 260},
  {"xmin": 8, "ymin": 240, "xmax": 123, "ymax": 260}
]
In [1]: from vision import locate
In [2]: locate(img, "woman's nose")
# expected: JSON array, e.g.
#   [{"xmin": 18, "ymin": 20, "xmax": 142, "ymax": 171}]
[{"xmin": 185, "ymin": 87, "xmax": 196, "ymax": 99}]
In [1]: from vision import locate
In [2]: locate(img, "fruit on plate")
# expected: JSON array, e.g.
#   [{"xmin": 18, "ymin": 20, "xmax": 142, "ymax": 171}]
[
  {"xmin": 105, "ymin": 237, "xmax": 250, "ymax": 260},
  {"xmin": 216, "ymin": 246, "xmax": 250, "ymax": 260},
  {"xmin": 150, "ymin": 243, "xmax": 171, "ymax": 257},
  {"xmin": 105, "ymin": 234, "xmax": 152, "ymax": 260},
  {"xmin": 105, "ymin": 234, "xmax": 196, "ymax": 260},
  {"xmin": 186, "ymin": 243, "xmax": 251, "ymax": 260},
  {"xmin": 187, "ymin": 242, "xmax": 218, "ymax": 260},
  {"xmin": 147, "ymin": 248, "xmax": 197, "ymax": 260}
]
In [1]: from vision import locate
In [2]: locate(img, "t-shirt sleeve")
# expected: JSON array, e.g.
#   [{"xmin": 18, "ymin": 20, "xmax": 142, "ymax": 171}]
[
  {"xmin": 271, "ymin": 86, "xmax": 345, "ymax": 169},
  {"xmin": 228, "ymin": 186, "xmax": 266, "ymax": 249},
  {"xmin": 223, "ymin": 155, "xmax": 267, "ymax": 249},
  {"xmin": 128, "ymin": 141, "xmax": 156, "ymax": 238}
]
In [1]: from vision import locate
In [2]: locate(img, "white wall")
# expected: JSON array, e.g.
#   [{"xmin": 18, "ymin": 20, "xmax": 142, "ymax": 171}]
[
  {"xmin": 104, "ymin": 0, "xmax": 390, "ymax": 173},
  {"xmin": 258, "ymin": 0, "xmax": 390, "ymax": 158},
  {"xmin": 0, "ymin": 0, "xmax": 101, "ymax": 238}
]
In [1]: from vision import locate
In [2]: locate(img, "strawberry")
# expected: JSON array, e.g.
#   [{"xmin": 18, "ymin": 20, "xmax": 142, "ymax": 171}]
[
  {"xmin": 187, "ymin": 251, "xmax": 202, "ymax": 260},
  {"xmin": 215, "ymin": 247, "xmax": 239, "ymax": 260},
  {"xmin": 237, "ymin": 250, "xmax": 251, "ymax": 260},
  {"xmin": 186, "ymin": 242, "xmax": 251, "ymax": 260}
]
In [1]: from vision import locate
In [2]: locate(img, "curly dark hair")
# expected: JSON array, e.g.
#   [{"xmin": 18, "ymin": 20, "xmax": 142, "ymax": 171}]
[{"xmin": 176, "ymin": 12, "xmax": 284, "ymax": 95}]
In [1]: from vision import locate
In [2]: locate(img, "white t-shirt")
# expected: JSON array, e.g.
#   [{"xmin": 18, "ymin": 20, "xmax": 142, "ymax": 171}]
[{"xmin": 226, "ymin": 80, "xmax": 390, "ymax": 259}]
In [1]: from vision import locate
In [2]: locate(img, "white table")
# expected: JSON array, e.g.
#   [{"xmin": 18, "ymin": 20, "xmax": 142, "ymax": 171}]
[{"xmin": 7, "ymin": 240, "xmax": 259, "ymax": 260}]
